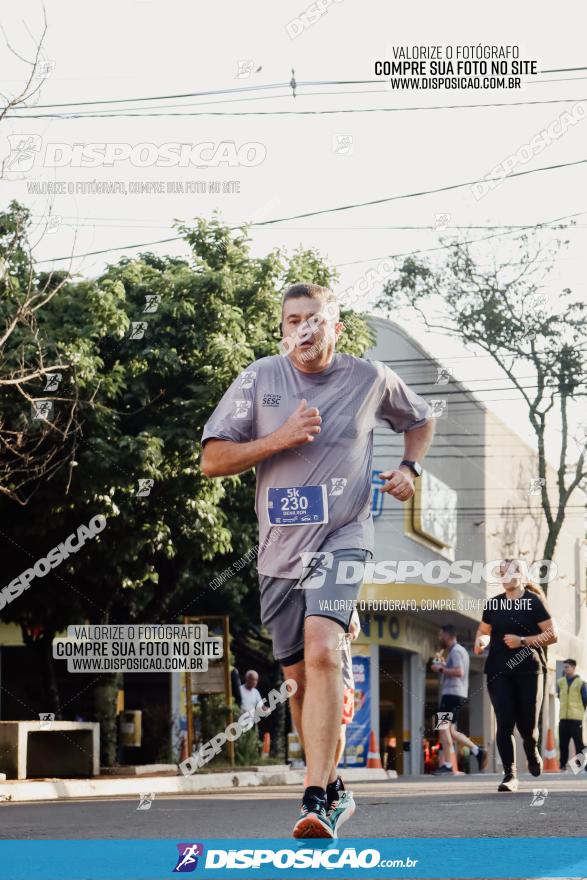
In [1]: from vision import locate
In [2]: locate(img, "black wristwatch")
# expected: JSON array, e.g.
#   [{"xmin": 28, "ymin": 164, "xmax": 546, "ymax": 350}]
[{"xmin": 400, "ymin": 459, "xmax": 422, "ymax": 478}]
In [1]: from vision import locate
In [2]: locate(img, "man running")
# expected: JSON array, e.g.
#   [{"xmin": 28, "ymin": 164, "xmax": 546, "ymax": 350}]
[
  {"xmin": 432, "ymin": 624, "xmax": 488, "ymax": 774},
  {"xmin": 201, "ymin": 282, "xmax": 434, "ymax": 837}
]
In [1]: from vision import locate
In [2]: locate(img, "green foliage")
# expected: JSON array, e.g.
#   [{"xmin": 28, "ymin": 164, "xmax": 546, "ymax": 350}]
[
  {"xmin": 194, "ymin": 695, "xmax": 262, "ymax": 767},
  {"xmin": 0, "ymin": 203, "xmax": 374, "ymax": 758},
  {"xmin": 234, "ymin": 725, "xmax": 262, "ymax": 766}
]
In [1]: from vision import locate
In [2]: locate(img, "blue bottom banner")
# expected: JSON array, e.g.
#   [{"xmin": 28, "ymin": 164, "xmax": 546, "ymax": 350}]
[{"xmin": 1, "ymin": 838, "xmax": 586, "ymax": 879}]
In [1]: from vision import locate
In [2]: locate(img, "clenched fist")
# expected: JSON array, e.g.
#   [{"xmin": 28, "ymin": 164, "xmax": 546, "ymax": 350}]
[{"xmin": 273, "ymin": 399, "xmax": 322, "ymax": 450}]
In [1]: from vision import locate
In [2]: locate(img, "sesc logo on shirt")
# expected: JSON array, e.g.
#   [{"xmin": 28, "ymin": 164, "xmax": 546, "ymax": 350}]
[{"xmin": 262, "ymin": 392, "xmax": 281, "ymax": 407}]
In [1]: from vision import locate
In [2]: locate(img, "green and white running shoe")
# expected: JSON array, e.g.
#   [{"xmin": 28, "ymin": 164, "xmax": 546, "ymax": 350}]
[
  {"xmin": 292, "ymin": 796, "xmax": 334, "ymax": 839},
  {"xmin": 327, "ymin": 790, "xmax": 356, "ymax": 837}
]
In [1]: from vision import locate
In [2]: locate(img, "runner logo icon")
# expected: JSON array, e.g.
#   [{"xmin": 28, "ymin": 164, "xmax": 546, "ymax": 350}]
[{"xmin": 173, "ymin": 843, "xmax": 204, "ymax": 872}]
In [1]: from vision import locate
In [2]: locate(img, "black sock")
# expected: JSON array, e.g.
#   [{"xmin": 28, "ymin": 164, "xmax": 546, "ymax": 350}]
[
  {"xmin": 303, "ymin": 786, "xmax": 326, "ymax": 806},
  {"xmin": 326, "ymin": 776, "xmax": 344, "ymax": 806}
]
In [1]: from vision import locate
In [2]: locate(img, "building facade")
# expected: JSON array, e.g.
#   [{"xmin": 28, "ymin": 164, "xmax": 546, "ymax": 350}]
[{"xmin": 349, "ymin": 317, "xmax": 586, "ymax": 774}]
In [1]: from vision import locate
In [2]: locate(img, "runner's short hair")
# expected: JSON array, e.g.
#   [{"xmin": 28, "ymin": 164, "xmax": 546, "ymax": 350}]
[
  {"xmin": 440, "ymin": 624, "xmax": 457, "ymax": 638},
  {"xmin": 563, "ymin": 658, "xmax": 577, "ymax": 666},
  {"xmin": 281, "ymin": 283, "xmax": 339, "ymax": 322}
]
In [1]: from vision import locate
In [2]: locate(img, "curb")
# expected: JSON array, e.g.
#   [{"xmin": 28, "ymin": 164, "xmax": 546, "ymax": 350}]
[{"xmin": 0, "ymin": 767, "xmax": 392, "ymax": 803}]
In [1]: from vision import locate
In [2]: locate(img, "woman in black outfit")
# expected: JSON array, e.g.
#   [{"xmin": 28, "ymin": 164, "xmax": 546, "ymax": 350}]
[{"xmin": 474, "ymin": 559, "xmax": 558, "ymax": 792}]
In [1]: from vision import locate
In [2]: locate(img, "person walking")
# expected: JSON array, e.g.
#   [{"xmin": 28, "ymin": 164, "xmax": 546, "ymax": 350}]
[
  {"xmin": 557, "ymin": 659, "xmax": 587, "ymax": 771},
  {"xmin": 474, "ymin": 559, "xmax": 558, "ymax": 792},
  {"xmin": 201, "ymin": 282, "xmax": 434, "ymax": 837},
  {"xmin": 432, "ymin": 624, "xmax": 488, "ymax": 774}
]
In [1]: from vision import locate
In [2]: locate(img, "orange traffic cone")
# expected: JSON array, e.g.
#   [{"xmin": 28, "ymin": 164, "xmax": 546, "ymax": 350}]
[
  {"xmin": 543, "ymin": 728, "xmax": 558, "ymax": 772},
  {"xmin": 367, "ymin": 730, "xmax": 383, "ymax": 768},
  {"xmin": 262, "ymin": 732, "xmax": 271, "ymax": 759},
  {"xmin": 450, "ymin": 744, "xmax": 464, "ymax": 775}
]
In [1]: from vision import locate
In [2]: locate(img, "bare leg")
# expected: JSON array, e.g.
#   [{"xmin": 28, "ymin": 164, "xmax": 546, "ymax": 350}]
[
  {"xmin": 450, "ymin": 724, "xmax": 478, "ymax": 751},
  {"xmin": 302, "ymin": 616, "xmax": 343, "ymax": 789},
  {"xmin": 328, "ymin": 725, "xmax": 346, "ymax": 785},
  {"xmin": 283, "ymin": 657, "xmax": 345, "ymax": 788},
  {"xmin": 282, "ymin": 659, "xmax": 306, "ymax": 752},
  {"xmin": 438, "ymin": 726, "xmax": 454, "ymax": 766}
]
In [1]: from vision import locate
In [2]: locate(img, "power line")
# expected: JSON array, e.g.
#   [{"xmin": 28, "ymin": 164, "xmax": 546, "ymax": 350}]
[
  {"xmin": 372, "ymin": 498, "xmax": 586, "ymax": 506},
  {"xmin": 26, "ymin": 216, "xmax": 587, "ymax": 232},
  {"xmin": 378, "ymin": 351, "xmax": 564, "ymax": 364},
  {"xmin": 540, "ymin": 66, "xmax": 587, "ymax": 73},
  {"xmin": 374, "ymin": 450, "xmax": 578, "ymax": 458},
  {"xmin": 196, "ymin": 162, "xmax": 587, "ymax": 228},
  {"xmin": 376, "ymin": 445, "xmax": 568, "ymax": 452},
  {"xmin": 333, "ymin": 209, "xmax": 587, "ymax": 268},
  {"xmin": 10, "ymin": 95, "xmax": 587, "ymax": 119},
  {"xmin": 36, "ymin": 167, "xmax": 587, "ymax": 265},
  {"xmin": 374, "ymin": 510, "xmax": 587, "ymax": 517},
  {"xmin": 395, "ymin": 374, "xmax": 539, "ymax": 384},
  {"xmin": 8, "ymin": 63, "xmax": 587, "ymax": 114},
  {"xmin": 8, "ymin": 80, "xmax": 298, "ymax": 110},
  {"xmin": 4, "ymin": 66, "xmax": 584, "ymax": 87},
  {"xmin": 7, "ymin": 75, "xmax": 577, "ymax": 110},
  {"xmin": 528, "ymin": 76, "xmax": 587, "ymax": 86}
]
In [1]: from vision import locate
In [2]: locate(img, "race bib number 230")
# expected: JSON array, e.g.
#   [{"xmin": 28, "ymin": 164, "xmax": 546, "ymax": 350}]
[{"xmin": 267, "ymin": 485, "xmax": 328, "ymax": 526}]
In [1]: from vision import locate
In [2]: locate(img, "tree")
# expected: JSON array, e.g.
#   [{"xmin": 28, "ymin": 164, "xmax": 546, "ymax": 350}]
[
  {"xmin": 0, "ymin": 212, "xmax": 374, "ymax": 764},
  {"xmin": 0, "ymin": 6, "xmax": 50, "ymax": 127},
  {"xmin": 0, "ymin": 202, "xmax": 88, "ymax": 503},
  {"xmin": 378, "ymin": 229, "xmax": 587, "ymax": 592}
]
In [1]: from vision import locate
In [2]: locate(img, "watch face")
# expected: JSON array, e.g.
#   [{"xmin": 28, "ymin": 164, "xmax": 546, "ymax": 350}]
[{"xmin": 402, "ymin": 460, "xmax": 422, "ymax": 477}]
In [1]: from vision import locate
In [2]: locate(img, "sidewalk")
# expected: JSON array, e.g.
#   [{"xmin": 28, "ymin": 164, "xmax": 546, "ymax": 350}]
[{"xmin": 0, "ymin": 765, "xmax": 393, "ymax": 803}]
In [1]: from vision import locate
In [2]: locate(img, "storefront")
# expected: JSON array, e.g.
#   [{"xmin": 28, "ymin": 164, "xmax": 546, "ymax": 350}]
[{"xmin": 350, "ymin": 590, "xmax": 485, "ymax": 775}]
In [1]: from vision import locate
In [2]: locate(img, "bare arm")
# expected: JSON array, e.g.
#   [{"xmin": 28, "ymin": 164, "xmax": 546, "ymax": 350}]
[
  {"xmin": 503, "ymin": 618, "xmax": 558, "ymax": 649},
  {"xmin": 473, "ymin": 621, "xmax": 492, "ymax": 655},
  {"xmin": 201, "ymin": 435, "xmax": 282, "ymax": 477},
  {"xmin": 403, "ymin": 419, "xmax": 435, "ymax": 462},
  {"xmin": 201, "ymin": 399, "xmax": 321, "ymax": 477}
]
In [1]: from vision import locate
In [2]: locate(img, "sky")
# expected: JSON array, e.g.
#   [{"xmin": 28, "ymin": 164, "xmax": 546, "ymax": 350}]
[{"xmin": 2, "ymin": 0, "xmax": 586, "ymax": 466}]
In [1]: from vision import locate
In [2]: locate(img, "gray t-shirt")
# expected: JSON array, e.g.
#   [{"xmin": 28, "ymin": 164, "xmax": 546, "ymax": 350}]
[
  {"xmin": 202, "ymin": 352, "xmax": 431, "ymax": 579},
  {"xmin": 441, "ymin": 643, "xmax": 470, "ymax": 698}
]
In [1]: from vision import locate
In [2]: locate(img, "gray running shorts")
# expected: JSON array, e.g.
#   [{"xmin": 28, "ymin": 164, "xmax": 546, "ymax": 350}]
[{"xmin": 258, "ymin": 547, "xmax": 371, "ymax": 666}]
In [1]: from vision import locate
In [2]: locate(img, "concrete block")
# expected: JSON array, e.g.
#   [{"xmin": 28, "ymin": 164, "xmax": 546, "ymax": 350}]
[{"xmin": 0, "ymin": 721, "xmax": 99, "ymax": 780}]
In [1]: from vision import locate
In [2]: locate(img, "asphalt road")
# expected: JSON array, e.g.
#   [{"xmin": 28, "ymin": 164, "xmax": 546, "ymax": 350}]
[{"xmin": 1, "ymin": 773, "xmax": 586, "ymax": 840}]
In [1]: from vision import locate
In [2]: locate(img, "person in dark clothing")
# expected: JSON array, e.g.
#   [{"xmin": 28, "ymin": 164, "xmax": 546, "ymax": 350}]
[
  {"xmin": 231, "ymin": 666, "xmax": 243, "ymax": 708},
  {"xmin": 474, "ymin": 558, "xmax": 558, "ymax": 792},
  {"xmin": 557, "ymin": 659, "xmax": 587, "ymax": 771}
]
